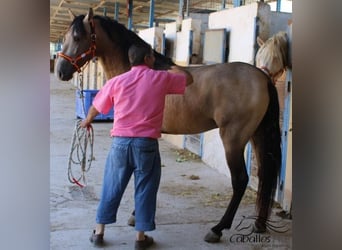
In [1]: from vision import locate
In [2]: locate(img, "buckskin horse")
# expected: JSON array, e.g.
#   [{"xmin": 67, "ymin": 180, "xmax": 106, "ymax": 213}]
[{"xmin": 55, "ymin": 8, "xmax": 281, "ymax": 243}]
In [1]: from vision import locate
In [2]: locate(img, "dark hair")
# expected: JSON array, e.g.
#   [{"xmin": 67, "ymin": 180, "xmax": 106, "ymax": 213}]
[{"xmin": 128, "ymin": 44, "xmax": 153, "ymax": 66}]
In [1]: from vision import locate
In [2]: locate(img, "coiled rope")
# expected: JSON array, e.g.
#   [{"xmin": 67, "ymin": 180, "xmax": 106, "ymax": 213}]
[
  {"xmin": 67, "ymin": 71, "xmax": 95, "ymax": 188},
  {"xmin": 68, "ymin": 119, "xmax": 94, "ymax": 188}
]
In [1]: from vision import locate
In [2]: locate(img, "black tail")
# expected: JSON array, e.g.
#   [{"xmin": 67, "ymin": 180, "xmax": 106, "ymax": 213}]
[{"xmin": 253, "ymin": 80, "xmax": 282, "ymax": 221}]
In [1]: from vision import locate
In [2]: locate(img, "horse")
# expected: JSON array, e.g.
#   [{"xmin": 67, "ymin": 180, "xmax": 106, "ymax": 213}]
[
  {"xmin": 255, "ymin": 30, "xmax": 291, "ymax": 83},
  {"xmin": 55, "ymin": 8, "xmax": 281, "ymax": 243}
]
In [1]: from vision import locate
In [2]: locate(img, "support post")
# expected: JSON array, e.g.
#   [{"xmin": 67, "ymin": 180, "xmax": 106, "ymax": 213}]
[
  {"xmin": 221, "ymin": 0, "xmax": 226, "ymax": 10},
  {"xmin": 185, "ymin": 0, "xmax": 189, "ymax": 17},
  {"xmin": 127, "ymin": 0, "xmax": 133, "ymax": 30},
  {"xmin": 149, "ymin": 0, "xmax": 155, "ymax": 27},
  {"xmin": 233, "ymin": 0, "xmax": 242, "ymax": 7},
  {"xmin": 179, "ymin": 0, "xmax": 184, "ymax": 19},
  {"xmin": 114, "ymin": 2, "xmax": 120, "ymax": 21},
  {"xmin": 276, "ymin": 0, "xmax": 281, "ymax": 12}
]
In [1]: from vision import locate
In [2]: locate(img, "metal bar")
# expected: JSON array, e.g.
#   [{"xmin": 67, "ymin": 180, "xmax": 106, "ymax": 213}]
[
  {"xmin": 276, "ymin": 0, "xmax": 281, "ymax": 12},
  {"xmin": 253, "ymin": 16, "xmax": 260, "ymax": 65},
  {"xmin": 149, "ymin": 0, "xmax": 155, "ymax": 28},
  {"xmin": 154, "ymin": 18, "xmax": 175, "ymax": 23},
  {"xmin": 103, "ymin": 7, "xmax": 107, "ymax": 16},
  {"xmin": 127, "ymin": 0, "xmax": 133, "ymax": 30},
  {"xmin": 233, "ymin": 0, "xmax": 241, "ymax": 7},
  {"xmin": 114, "ymin": 2, "xmax": 120, "ymax": 21},
  {"xmin": 185, "ymin": 0, "xmax": 189, "ymax": 17},
  {"xmin": 221, "ymin": 0, "xmax": 226, "ymax": 10},
  {"xmin": 179, "ymin": 0, "xmax": 184, "ymax": 18},
  {"xmin": 277, "ymin": 69, "xmax": 292, "ymax": 203}
]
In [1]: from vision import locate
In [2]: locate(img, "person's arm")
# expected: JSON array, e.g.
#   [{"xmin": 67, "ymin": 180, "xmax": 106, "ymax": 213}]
[
  {"xmin": 168, "ymin": 66, "xmax": 193, "ymax": 86},
  {"xmin": 80, "ymin": 105, "xmax": 100, "ymax": 128}
]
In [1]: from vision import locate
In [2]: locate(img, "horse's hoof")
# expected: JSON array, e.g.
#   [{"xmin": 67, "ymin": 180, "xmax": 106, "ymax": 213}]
[
  {"xmin": 127, "ymin": 215, "xmax": 135, "ymax": 227},
  {"xmin": 253, "ymin": 221, "xmax": 267, "ymax": 233},
  {"xmin": 204, "ymin": 230, "xmax": 222, "ymax": 243}
]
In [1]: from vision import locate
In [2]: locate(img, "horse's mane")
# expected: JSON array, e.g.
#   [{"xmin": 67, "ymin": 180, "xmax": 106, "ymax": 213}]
[
  {"xmin": 71, "ymin": 14, "xmax": 174, "ymax": 70},
  {"xmin": 256, "ymin": 31, "xmax": 289, "ymax": 69},
  {"xmin": 70, "ymin": 15, "xmax": 87, "ymax": 36}
]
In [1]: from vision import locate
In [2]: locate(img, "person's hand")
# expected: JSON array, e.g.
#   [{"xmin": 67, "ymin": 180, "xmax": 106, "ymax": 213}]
[
  {"xmin": 80, "ymin": 119, "xmax": 91, "ymax": 128},
  {"xmin": 79, "ymin": 106, "xmax": 99, "ymax": 128}
]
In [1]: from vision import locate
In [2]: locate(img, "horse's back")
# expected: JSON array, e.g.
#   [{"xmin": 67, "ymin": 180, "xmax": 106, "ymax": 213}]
[
  {"xmin": 187, "ymin": 62, "xmax": 270, "ymax": 113},
  {"xmin": 188, "ymin": 62, "xmax": 267, "ymax": 84},
  {"xmin": 183, "ymin": 62, "xmax": 270, "ymax": 142}
]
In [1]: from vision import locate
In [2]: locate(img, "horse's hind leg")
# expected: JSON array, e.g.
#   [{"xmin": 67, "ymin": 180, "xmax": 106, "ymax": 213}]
[
  {"xmin": 204, "ymin": 128, "xmax": 248, "ymax": 243},
  {"xmin": 250, "ymin": 133, "xmax": 269, "ymax": 233}
]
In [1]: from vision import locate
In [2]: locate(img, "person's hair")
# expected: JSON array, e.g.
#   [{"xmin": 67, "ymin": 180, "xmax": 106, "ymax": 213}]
[{"xmin": 128, "ymin": 44, "xmax": 153, "ymax": 66}]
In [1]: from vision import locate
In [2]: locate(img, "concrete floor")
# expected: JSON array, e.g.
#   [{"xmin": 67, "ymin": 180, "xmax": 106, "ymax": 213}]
[{"xmin": 50, "ymin": 73, "xmax": 292, "ymax": 249}]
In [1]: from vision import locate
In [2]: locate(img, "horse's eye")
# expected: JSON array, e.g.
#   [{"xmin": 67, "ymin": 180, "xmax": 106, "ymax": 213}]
[{"xmin": 73, "ymin": 35, "xmax": 80, "ymax": 42}]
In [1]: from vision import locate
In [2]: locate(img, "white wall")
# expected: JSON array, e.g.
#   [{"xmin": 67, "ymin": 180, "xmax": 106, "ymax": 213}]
[
  {"xmin": 161, "ymin": 134, "xmax": 184, "ymax": 148},
  {"xmin": 138, "ymin": 27, "xmax": 165, "ymax": 54},
  {"xmin": 202, "ymin": 129, "xmax": 230, "ymax": 177},
  {"xmin": 208, "ymin": 2, "xmax": 271, "ymax": 64},
  {"xmin": 189, "ymin": 13, "xmax": 209, "ymax": 64},
  {"xmin": 164, "ymin": 22, "xmax": 178, "ymax": 60},
  {"xmin": 175, "ymin": 30, "xmax": 192, "ymax": 66},
  {"xmin": 182, "ymin": 18, "xmax": 202, "ymax": 64},
  {"xmin": 269, "ymin": 11, "xmax": 292, "ymax": 36}
]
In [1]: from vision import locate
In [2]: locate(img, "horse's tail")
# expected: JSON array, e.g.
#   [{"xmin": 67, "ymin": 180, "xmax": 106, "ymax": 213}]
[{"xmin": 252, "ymin": 79, "xmax": 281, "ymax": 222}]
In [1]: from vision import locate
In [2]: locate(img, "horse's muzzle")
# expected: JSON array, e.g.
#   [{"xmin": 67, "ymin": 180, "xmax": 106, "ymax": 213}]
[{"xmin": 55, "ymin": 59, "xmax": 74, "ymax": 81}]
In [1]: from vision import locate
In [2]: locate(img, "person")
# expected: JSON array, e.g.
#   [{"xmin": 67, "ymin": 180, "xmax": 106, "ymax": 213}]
[{"xmin": 80, "ymin": 43, "xmax": 193, "ymax": 249}]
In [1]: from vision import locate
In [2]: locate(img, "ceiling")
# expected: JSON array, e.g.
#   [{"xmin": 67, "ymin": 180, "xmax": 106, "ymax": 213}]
[{"xmin": 50, "ymin": 0, "xmax": 276, "ymax": 43}]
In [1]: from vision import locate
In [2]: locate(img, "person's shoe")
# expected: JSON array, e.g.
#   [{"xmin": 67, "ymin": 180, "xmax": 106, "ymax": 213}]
[
  {"xmin": 89, "ymin": 230, "xmax": 104, "ymax": 247},
  {"xmin": 135, "ymin": 235, "xmax": 154, "ymax": 250}
]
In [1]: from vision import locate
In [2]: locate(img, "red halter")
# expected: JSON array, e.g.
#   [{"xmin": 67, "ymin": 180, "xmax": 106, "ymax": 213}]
[
  {"xmin": 260, "ymin": 66, "xmax": 284, "ymax": 85},
  {"xmin": 58, "ymin": 19, "xmax": 97, "ymax": 73}
]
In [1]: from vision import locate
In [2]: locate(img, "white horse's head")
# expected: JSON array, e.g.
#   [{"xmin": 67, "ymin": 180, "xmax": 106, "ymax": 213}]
[{"xmin": 255, "ymin": 31, "xmax": 290, "ymax": 82}]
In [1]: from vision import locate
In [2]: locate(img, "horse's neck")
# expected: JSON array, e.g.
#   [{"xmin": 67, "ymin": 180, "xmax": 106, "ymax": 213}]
[
  {"xmin": 95, "ymin": 18, "xmax": 173, "ymax": 77},
  {"xmin": 98, "ymin": 55, "xmax": 130, "ymax": 79},
  {"xmin": 96, "ymin": 42, "xmax": 130, "ymax": 78},
  {"xmin": 93, "ymin": 19, "xmax": 130, "ymax": 78}
]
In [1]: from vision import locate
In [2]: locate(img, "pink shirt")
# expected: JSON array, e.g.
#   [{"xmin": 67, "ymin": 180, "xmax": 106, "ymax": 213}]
[{"xmin": 92, "ymin": 65, "xmax": 186, "ymax": 138}]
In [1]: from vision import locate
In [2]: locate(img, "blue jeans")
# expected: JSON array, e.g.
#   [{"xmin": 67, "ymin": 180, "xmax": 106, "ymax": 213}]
[{"xmin": 96, "ymin": 137, "xmax": 161, "ymax": 232}]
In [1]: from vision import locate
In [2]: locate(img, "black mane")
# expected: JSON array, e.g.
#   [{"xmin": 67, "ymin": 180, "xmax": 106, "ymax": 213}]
[
  {"xmin": 70, "ymin": 15, "xmax": 86, "ymax": 36},
  {"xmin": 93, "ymin": 15, "xmax": 174, "ymax": 70}
]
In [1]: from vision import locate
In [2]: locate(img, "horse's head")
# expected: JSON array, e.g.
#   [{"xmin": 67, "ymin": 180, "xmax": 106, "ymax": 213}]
[
  {"xmin": 56, "ymin": 8, "xmax": 97, "ymax": 81},
  {"xmin": 56, "ymin": 7, "xmax": 176, "ymax": 80},
  {"xmin": 255, "ymin": 31, "xmax": 290, "ymax": 82}
]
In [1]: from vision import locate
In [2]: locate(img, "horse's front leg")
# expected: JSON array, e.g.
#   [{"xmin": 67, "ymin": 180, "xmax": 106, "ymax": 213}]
[{"xmin": 204, "ymin": 134, "xmax": 248, "ymax": 243}]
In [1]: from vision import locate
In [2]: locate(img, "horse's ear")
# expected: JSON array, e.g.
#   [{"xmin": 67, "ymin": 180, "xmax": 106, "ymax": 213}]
[
  {"xmin": 85, "ymin": 8, "xmax": 94, "ymax": 22},
  {"xmin": 257, "ymin": 36, "xmax": 265, "ymax": 47}
]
